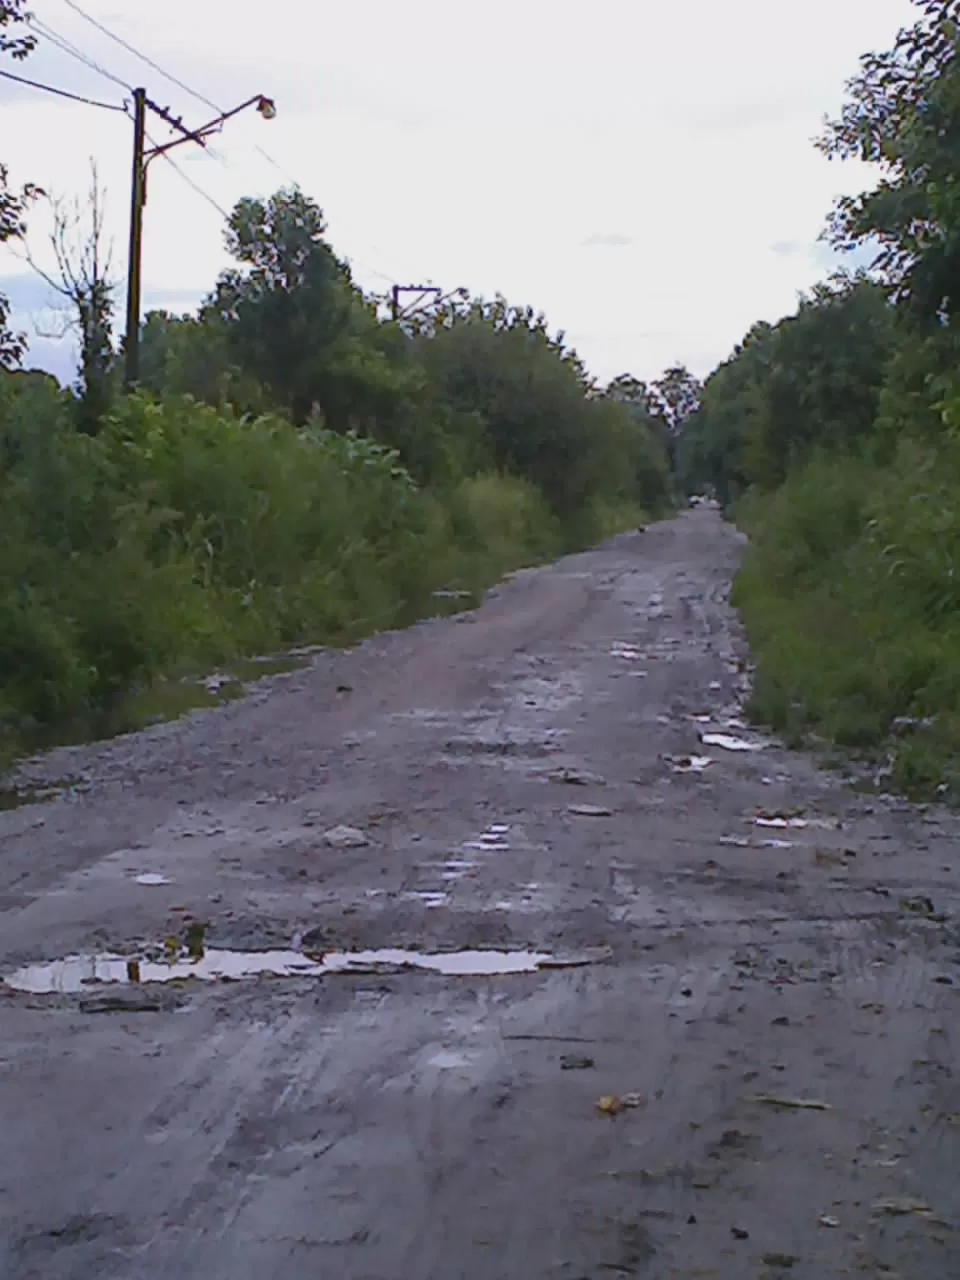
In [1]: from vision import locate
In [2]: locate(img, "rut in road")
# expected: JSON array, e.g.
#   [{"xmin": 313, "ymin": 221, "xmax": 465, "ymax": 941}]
[{"xmin": 1, "ymin": 508, "xmax": 959, "ymax": 1280}]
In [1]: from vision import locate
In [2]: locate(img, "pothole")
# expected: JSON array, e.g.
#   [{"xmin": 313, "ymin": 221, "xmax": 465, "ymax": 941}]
[{"xmin": 1, "ymin": 946, "xmax": 590, "ymax": 994}]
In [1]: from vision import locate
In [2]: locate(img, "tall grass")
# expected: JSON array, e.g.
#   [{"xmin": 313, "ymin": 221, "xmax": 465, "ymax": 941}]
[
  {"xmin": 734, "ymin": 440, "xmax": 960, "ymax": 797},
  {"xmin": 0, "ymin": 376, "xmax": 645, "ymax": 764}
]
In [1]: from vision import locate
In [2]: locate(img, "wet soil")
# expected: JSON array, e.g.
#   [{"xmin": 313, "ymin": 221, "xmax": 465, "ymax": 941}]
[{"xmin": 1, "ymin": 509, "xmax": 959, "ymax": 1279}]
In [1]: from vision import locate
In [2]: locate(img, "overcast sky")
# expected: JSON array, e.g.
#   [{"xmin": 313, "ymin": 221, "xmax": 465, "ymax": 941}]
[{"xmin": 0, "ymin": 0, "xmax": 915, "ymax": 387}]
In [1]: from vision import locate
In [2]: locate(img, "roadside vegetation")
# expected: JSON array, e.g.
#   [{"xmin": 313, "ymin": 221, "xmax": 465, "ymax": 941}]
[
  {"xmin": 0, "ymin": 1, "xmax": 693, "ymax": 764},
  {"xmin": 681, "ymin": 0, "xmax": 960, "ymax": 797}
]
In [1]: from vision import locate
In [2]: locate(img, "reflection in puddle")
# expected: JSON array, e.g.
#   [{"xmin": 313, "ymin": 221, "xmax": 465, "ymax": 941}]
[{"xmin": 3, "ymin": 946, "xmax": 557, "ymax": 994}]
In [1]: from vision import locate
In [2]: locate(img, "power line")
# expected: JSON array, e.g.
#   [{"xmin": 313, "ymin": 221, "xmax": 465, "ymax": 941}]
[
  {"xmin": 145, "ymin": 130, "xmax": 230, "ymax": 219},
  {"xmin": 28, "ymin": 15, "xmax": 131, "ymax": 92},
  {"xmin": 59, "ymin": 0, "xmax": 299, "ymax": 187},
  {"xmin": 53, "ymin": 0, "xmax": 401, "ymax": 290},
  {"xmin": 61, "ymin": 0, "xmax": 219, "ymax": 111},
  {"xmin": 0, "ymin": 65, "xmax": 126, "ymax": 111}
]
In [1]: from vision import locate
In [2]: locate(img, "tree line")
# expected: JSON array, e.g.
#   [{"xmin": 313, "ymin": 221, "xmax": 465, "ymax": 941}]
[
  {"xmin": 682, "ymin": 0, "xmax": 960, "ymax": 797},
  {"xmin": 1, "ymin": 0, "xmax": 704, "ymax": 760}
]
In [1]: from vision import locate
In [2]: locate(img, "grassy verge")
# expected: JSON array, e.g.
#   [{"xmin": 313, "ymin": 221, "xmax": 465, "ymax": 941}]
[{"xmin": 732, "ymin": 442, "xmax": 960, "ymax": 800}]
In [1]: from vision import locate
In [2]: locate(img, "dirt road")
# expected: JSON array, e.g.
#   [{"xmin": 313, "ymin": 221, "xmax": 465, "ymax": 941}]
[{"xmin": 1, "ymin": 508, "xmax": 959, "ymax": 1279}]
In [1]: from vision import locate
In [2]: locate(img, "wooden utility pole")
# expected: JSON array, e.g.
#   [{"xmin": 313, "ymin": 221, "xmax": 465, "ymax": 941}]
[
  {"xmin": 123, "ymin": 88, "xmax": 147, "ymax": 390},
  {"xmin": 123, "ymin": 90, "xmax": 277, "ymax": 391}
]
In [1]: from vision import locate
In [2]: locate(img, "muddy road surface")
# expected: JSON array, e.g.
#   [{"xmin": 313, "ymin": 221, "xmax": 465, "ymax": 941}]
[{"xmin": 2, "ymin": 508, "xmax": 959, "ymax": 1279}]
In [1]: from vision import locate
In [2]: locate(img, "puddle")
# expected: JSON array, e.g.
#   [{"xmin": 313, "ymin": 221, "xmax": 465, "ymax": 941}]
[
  {"xmin": 462, "ymin": 824, "xmax": 511, "ymax": 853},
  {"xmin": 0, "ymin": 783, "xmax": 68, "ymax": 811},
  {"xmin": 402, "ymin": 891, "xmax": 448, "ymax": 908},
  {"xmin": 611, "ymin": 641, "xmax": 644, "ymax": 661},
  {"xmin": 105, "ymin": 653, "xmax": 312, "ymax": 735},
  {"xmin": 3, "ymin": 946, "xmax": 561, "ymax": 993},
  {"xmin": 701, "ymin": 732, "xmax": 766, "ymax": 753}
]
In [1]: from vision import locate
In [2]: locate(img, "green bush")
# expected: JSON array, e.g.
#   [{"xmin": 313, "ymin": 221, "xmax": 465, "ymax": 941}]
[
  {"xmin": 0, "ymin": 371, "xmax": 654, "ymax": 759},
  {"xmin": 734, "ymin": 441, "xmax": 960, "ymax": 797}
]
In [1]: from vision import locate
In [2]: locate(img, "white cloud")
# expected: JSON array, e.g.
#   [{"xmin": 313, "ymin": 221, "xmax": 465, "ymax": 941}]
[{"xmin": 0, "ymin": 0, "xmax": 917, "ymax": 384}]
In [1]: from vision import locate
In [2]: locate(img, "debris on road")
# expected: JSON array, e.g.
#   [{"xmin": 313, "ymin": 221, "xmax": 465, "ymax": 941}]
[
  {"xmin": 560, "ymin": 1054, "xmax": 595, "ymax": 1070},
  {"xmin": 754, "ymin": 815, "xmax": 807, "ymax": 829},
  {"xmin": 744, "ymin": 1094, "xmax": 832, "ymax": 1111},
  {"xmin": 901, "ymin": 895, "xmax": 937, "ymax": 917},
  {"xmin": 568, "ymin": 803, "xmax": 614, "ymax": 817},
  {"xmin": 134, "ymin": 873, "xmax": 172, "ymax": 886},
  {"xmin": 818, "ymin": 1214, "xmax": 840, "ymax": 1228},
  {"xmin": 872, "ymin": 1197, "xmax": 932, "ymax": 1217},
  {"xmin": 762, "ymin": 1252, "xmax": 798, "ymax": 1268},
  {"xmin": 663, "ymin": 754, "xmax": 713, "ymax": 774},
  {"xmin": 547, "ymin": 767, "xmax": 606, "ymax": 786},
  {"xmin": 595, "ymin": 1092, "xmax": 646, "ymax": 1115},
  {"xmin": 322, "ymin": 824, "xmax": 371, "ymax": 848}
]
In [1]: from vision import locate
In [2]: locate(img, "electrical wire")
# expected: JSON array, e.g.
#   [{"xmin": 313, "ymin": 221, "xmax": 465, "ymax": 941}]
[
  {"xmin": 61, "ymin": 0, "xmax": 219, "ymax": 112},
  {"xmin": 55, "ymin": 1, "xmax": 402, "ymax": 288},
  {"xmin": 145, "ymin": 130, "xmax": 230, "ymax": 220},
  {"xmin": 60, "ymin": 0, "xmax": 300, "ymax": 187},
  {"xmin": 22, "ymin": 1, "xmax": 401, "ymax": 288},
  {"xmin": 27, "ymin": 15, "xmax": 131, "ymax": 92},
  {"xmin": 0, "ymin": 65, "xmax": 126, "ymax": 111}
]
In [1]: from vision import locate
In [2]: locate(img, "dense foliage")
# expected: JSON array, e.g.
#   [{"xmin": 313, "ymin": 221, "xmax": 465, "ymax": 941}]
[
  {"xmin": 0, "ymin": 32, "xmax": 673, "ymax": 759},
  {"xmin": 685, "ymin": 0, "xmax": 960, "ymax": 797}
]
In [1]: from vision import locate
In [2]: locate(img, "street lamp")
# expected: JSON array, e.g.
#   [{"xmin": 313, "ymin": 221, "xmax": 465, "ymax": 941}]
[{"xmin": 123, "ymin": 89, "xmax": 277, "ymax": 390}]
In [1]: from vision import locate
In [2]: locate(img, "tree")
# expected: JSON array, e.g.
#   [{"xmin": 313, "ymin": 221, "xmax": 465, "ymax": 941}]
[
  {"xmin": 648, "ymin": 364, "xmax": 702, "ymax": 438},
  {"xmin": 686, "ymin": 277, "xmax": 897, "ymax": 500},
  {"xmin": 417, "ymin": 296, "xmax": 598, "ymax": 519},
  {"xmin": 26, "ymin": 164, "xmax": 117, "ymax": 432},
  {"xmin": 818, "ymin": 0, "xmax": 960, "ymax": 321},
  {"xmin": 209, "ymin": 188, "xmax": 360, "ymax": 424},
  {"xmin": 1, "ymin": 0, "xmax": 39, "ymax": 368}
]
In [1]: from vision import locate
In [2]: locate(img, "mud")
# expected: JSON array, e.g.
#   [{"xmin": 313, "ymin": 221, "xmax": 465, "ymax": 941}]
[{"xmin": 1, "ymin": 509, "xmax": 959, "ymax": 1279}]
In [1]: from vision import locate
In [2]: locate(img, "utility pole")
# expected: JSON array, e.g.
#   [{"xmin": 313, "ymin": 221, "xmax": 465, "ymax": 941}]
[
  {"xmin": 390, "ymin": 284, "xmax": 440, "ymax": 322},
  {"xmin": 123, "ymin": 88, "xmax": 146, "ymax": 390},
  {"xmin": 123, "ymin": 90, "xmax": 277, "ymax": 391}
]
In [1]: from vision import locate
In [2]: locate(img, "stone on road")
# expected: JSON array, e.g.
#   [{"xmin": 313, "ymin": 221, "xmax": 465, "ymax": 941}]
[{"xmin": 1, "ymin": 510, "xmax": 958, "ymax": 1279}]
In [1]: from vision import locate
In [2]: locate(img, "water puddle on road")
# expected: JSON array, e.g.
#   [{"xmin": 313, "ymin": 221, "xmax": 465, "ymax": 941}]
[{"xmin": 2, "ymin": 946, "xmax": 561, "ymax": 994}]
